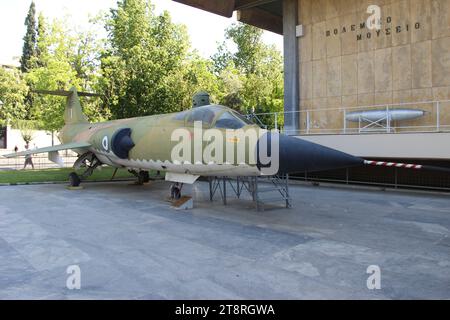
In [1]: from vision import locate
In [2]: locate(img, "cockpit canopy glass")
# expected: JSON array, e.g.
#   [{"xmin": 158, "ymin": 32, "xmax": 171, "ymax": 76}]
[
  {"xmin": 215, "ymin": 111, "xmax": 252, "ymax": 129},
  {"xmin": 173, "ymin": 110, "xmax": 190, "ymax": 121},
  {"xmin": 173, "ymin": 105, "xmax": 254, "ymax": 129},
  {"xmin": 186, "ymin": 106, "xmax": 218, "ymax": 125}
]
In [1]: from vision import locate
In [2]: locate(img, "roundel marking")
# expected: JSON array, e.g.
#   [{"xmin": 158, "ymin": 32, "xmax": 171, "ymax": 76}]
[{"xmin": 102, "ymin": 136, "xmax": 109, "ymax": 151}]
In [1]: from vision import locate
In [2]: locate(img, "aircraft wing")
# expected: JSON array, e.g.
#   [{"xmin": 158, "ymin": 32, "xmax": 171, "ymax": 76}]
[{"xmin": 2, "ymin": 142, "xmax": 91, "ymax": 158}]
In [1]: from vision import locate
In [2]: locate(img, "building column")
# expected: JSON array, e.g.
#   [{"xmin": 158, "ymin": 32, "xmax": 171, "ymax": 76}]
[{"xmin": 283, "ymin": 0, "xmax": 300, "ymax": 135}]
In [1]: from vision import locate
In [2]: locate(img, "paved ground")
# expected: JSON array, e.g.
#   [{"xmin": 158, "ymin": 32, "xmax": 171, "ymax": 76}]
[{"xmin": 0, "ymin": 180, "xmax": 449, "ymax": 299}]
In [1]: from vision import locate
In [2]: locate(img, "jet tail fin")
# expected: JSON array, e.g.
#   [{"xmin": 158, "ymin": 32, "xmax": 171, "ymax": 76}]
[{"xmin": 34, "ymin": 87, "xmax": 100, "ymax": 125}]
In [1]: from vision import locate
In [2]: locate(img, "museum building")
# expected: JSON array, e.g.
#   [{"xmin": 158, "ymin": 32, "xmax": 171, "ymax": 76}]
[{"xmin": 175, "ymin": 0, "xmax": 450, "ymax": 189}]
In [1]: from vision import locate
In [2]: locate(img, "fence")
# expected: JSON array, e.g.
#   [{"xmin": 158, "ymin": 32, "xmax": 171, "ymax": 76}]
[
  {"xmin": 251, "ymin": 100, "xmax": 450, "ymax": 136},
  {"xmin": 0, "ymin": 150, "xmax": 78, "ymax": 170}
]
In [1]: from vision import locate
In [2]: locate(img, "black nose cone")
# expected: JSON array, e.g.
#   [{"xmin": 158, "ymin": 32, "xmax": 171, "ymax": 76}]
[{"xmin": 257, "ymin": 133, "xmax": 364, "ymax": 175}]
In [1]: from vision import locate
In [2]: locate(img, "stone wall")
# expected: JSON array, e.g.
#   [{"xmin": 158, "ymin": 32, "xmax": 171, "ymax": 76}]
[{"xmin": 298, "ymin": 0, "xmax": 450, "ymax": 133}]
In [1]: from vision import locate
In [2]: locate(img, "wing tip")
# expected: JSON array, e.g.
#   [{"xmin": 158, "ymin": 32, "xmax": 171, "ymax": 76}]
[{"xmin": 0, "ymin": 142, "xmax": 91, "ymax": 159}]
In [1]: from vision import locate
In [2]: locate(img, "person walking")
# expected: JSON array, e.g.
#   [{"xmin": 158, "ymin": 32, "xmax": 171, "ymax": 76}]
[{"xmin": 23, "ymin": 144, "xmax": 34, "ymax": 170}]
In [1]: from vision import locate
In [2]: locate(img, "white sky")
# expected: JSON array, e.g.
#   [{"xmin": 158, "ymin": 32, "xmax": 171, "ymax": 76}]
[{"xmin": 0, "ymin": 0, "xmax": 283, "ymax": 65}]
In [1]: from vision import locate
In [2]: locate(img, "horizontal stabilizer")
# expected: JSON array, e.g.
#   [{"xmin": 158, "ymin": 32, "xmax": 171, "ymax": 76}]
[
  {"xmin": 2, "ymin": 142, "xmax": 91, "ymax": 158},
  {"xmin": 33, "ymin": 90, "xmax": 101, "ymax": 97}
]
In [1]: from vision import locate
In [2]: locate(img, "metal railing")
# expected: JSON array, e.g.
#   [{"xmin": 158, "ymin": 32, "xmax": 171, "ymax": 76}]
[
  {"xmin": 291, "ymin": 166, "xmax": 450, "ymax": 192},
  {"xmin": 0, "ymin": 151, "xmax": 78, "ymax": 171},
  {"xmin": 250, "ymin": 100, "xmax": 450, "ymax": 136}
]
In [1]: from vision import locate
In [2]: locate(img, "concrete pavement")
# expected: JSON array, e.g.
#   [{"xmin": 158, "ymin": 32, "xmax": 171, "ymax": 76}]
[{"xmin": 0, "ymin": 180, "xmax": 449, "ymax": 299}]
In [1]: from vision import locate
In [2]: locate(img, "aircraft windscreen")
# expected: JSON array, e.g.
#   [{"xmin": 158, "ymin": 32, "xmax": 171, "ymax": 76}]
[
  {"xmin": 186, "ymin": 106, "xmax": 223, "ymax": 126},
  {"xmin": 173, "ymin": 110, "xmax": 190, "ymax": 121},
  {"xmin": 176, "ymin": 106, "xmax": 253, "ymax": 128},
  {"xmin": 231, "ymin": 111, "xmax": 253, "ymax": 125},
  {"xmin": 215, "ymin": 111, "xmax": 251, "ymax": 129}
]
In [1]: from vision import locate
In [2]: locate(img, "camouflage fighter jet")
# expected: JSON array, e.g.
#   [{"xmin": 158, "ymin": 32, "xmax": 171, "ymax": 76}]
[{"xmin": 4, "ymin": 87, "xmax": 364, "ymax": 198}]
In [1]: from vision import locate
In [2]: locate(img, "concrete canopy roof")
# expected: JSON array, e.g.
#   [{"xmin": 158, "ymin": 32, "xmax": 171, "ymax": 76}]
[{"xmin": 173, "ymin": 0, "xmax": 283, "ymax": 34}]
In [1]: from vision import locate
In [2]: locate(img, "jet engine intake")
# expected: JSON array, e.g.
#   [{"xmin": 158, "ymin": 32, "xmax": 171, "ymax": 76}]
[{"xmin": 111, "ymin": 128, "xmax": 135, "ymax": 159}]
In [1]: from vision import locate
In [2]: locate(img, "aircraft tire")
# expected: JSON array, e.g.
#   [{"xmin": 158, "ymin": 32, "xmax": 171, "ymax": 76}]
[
  {"xmin": 171, "ymin": 185, "xmax": 181, "ymax": 200},
  {"xmin": 69, "ymin": 172, "xmax": 81, "ymax": 187},
  {"xmin": 139, "ymin": 171, "xmax": 150, "ymax": 184}
]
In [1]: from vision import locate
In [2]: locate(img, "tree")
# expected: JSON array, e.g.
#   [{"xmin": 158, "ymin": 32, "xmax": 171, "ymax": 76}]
[
  {"xmin": 225, "ymin": 24, "xmax": 264, "ymax": 75},
  {"xmin": 20, "ymin": 1, "xmax": 37, "ymax": 73},
  {"xmin": 212, "ymin": 23, "xmax": 284, "ymax": 129},
  {"xmin": 26, "ymin": 18, "xmax": 108, "ymax": 132},
  {"xmin": 18, "ymin": 123, "xmax": 34, "ymax": 145},
  {"xmin": 211, "ymin": 41, "xmax": 232, "ymax": 75},
  {"xmin": 0, "ymin": 68, "xmax": 28, "ymax": 124},
  {"xmin": 35, "ymin": 12, "xmax": 48, "ymax": 67},
  {"xmin": 216, "ymin": 63, "xmax": 243, "ymax": 110},
  {"xmin": 178, "ymin": 52, "xmax": 222, "ymax": 107},
  {"xmin": 102, "ymin": 0, "xmax": 197, "ymax": 119}
]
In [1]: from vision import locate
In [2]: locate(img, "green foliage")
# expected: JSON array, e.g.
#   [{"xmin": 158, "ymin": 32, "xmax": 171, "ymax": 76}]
[
  {"xmin": 225, "ymin": 24, "xmax": 264, "ymax": 74},
  {"xmin": 14, "ymin": 119, "xmax": 36, "ymax": 144},
  {"xmin": 25, "ymin": 20, "xmax": 79, "ymax": 131},
  {"xmin": 26, "ymin": 17, "xmax": 109, "ymax": 131},
  {"xmin": 0, "ymin": 167, "xmax": 137, "ymax": 184},
  {"xmin": 20, "ymin": 130, "xmax": 34, "ymax": 144},
  {"xmin": 0, "ymin": 68, "xmax": 28, "ymax": 122},
  {"xmin": 179, "ymin": 52, "xmax": 222, "ymax": 107},
  {"xmin": 9, "ymin": 1, "xmax": 284, "ymax": 133},
  {"xmin": 211, "ymin": 42, "xmax": 232, "ymax": 74},
  {"xmin": 102, "ymin": 0, "xmax": 195, "ymax": 118},
  {"xmin": 36, "ymin": 12, "xmax": 48, "ymax": 67},
  {"xmin": 212, "ymin": 23, "xmax": 284, "ymax": 129},
  {"xmin": 10, "ymin": 119, "xmax": 44, "ymax": 130},
  {"xmin": 20, "ymin": 1, "xmax": 37, "ymax": 73}
]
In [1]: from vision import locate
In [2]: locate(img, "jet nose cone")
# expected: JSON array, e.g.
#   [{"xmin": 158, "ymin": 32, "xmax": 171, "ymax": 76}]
[
  {"xmin": 278, "ymin": 134, "xmax": 363, "ymax": 174},
  {"xmin": 257, "ymin": 133, "xmax": 363, "ymax": 175}
]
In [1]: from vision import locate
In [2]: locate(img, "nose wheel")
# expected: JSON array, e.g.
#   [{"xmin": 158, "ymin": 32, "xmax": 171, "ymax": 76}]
[
  {"xmin": 129, "ymin": 170, "xmax": 150, "ymax": 185},
  {"xmin": 69, "ymin": 172, "xmax": 81, "ymax": 187},
  {"xmin": 170, "ymin": 183, "xmax": 183, "ymax": 200},
  {"xmin": 138, "ymin": 171, "xmax": 150, "ymax": 184},
  {"xmin": 68, "ymin": 155, "xmax": 101, "ymax": 187}
]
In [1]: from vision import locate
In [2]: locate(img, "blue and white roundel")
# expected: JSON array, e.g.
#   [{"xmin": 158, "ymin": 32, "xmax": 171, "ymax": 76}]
[{"xmin": 102, "ymin": 136, "xmax": 109, "ymax": 151}]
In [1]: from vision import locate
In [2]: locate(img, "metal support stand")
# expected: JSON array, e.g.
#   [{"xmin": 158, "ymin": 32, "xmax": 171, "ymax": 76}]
[
  {"xmin": 285, "ymin": 174, "xmax": 290, "ymax": 209},
  {"xmin": 208, "ymin": 175, "xmax": 292, "ymax": 211},
  {"xmin": 223, "ymin": 177, "xmax": 227, "ymax": 206},
  {"xmin": 356, "ymin": 108, "xmax": 396, "ymax": 133}
]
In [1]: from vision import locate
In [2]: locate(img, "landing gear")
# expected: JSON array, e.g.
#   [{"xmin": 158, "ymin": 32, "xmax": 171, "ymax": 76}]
[
  {"xmin": 170, "ymin": 183, "xmax": 183, "ymax": 200},
  {"xmin": 129, "ymin": 170, "xmax": 150, "ymax": 185},
  {"xmin": 68, "ymin": 154, "xmax": 102, "ymax": 187},
  {"xmin": 69, "ymin": 172, "xmax": 81, "ymax": 187},
  {"xmin": 139, "ymin": 171, "xmax": 150, "ymax": 184}
]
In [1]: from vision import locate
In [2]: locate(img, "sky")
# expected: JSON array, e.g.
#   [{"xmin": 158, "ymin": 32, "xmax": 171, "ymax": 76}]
[{"xmin": 0, "ymin": 0, "xmax": 283, "ymax": 65}]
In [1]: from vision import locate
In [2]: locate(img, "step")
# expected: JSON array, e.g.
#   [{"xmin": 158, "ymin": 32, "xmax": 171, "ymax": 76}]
[
  {"xmin": 257, "ymin": 197, "xmax": 291, "ymax": 204},
  {"xmin": 257, "ymin": 195, "xmax": 291, "ymax": 202}
]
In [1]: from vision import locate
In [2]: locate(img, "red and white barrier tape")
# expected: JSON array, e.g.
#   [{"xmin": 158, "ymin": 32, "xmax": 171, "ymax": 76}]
[{"xmin": 364, "ymin": 160, "xmax": 423, "ymax": 170}]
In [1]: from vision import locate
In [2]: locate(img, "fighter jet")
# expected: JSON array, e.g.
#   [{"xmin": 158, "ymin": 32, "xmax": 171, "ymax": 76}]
[{"xmin": 3, "ymin": 87, "xmax": 365, "ymax": 198}]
